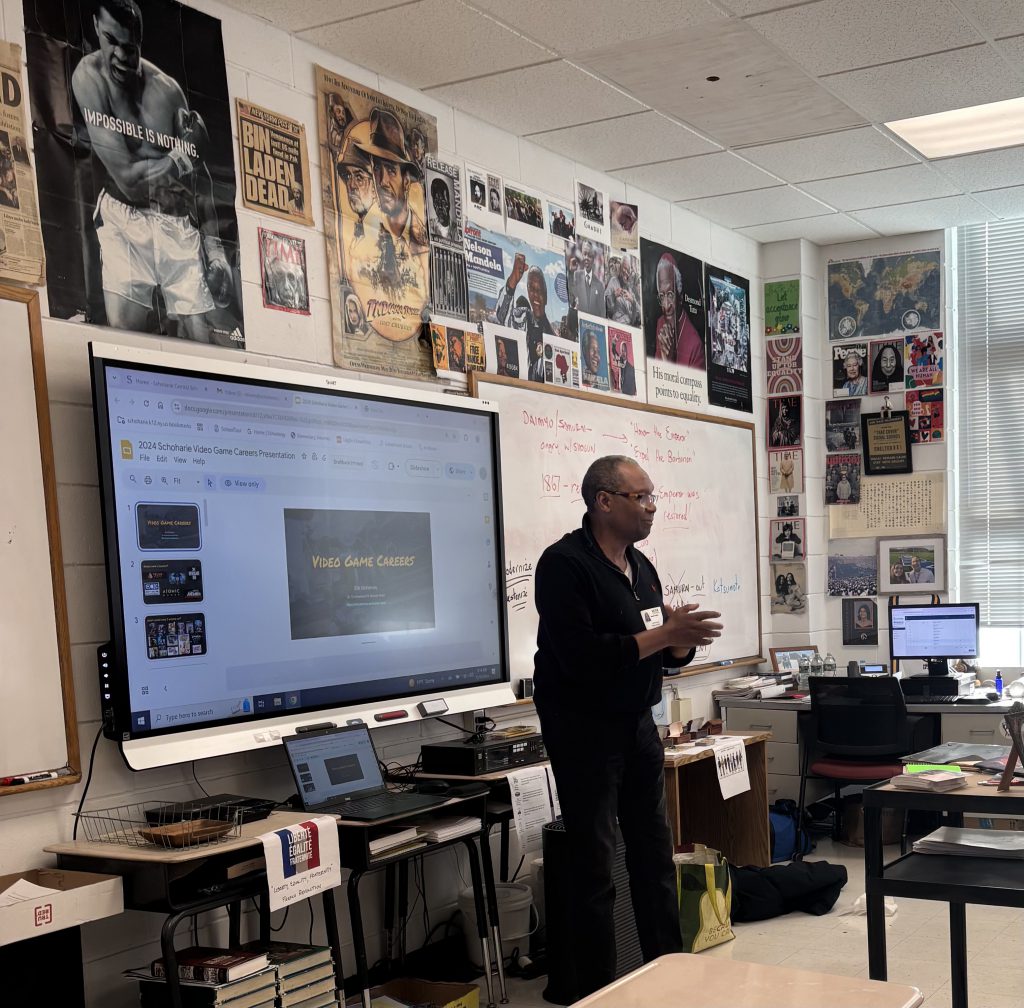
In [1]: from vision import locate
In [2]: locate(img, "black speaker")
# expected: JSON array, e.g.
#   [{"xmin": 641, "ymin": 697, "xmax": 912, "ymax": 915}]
[{"xmin": 541, "ymin": 819, "xmax": 642, "ymax": 1005}]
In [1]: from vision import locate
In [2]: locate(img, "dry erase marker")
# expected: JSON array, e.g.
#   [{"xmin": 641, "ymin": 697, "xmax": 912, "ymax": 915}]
[{"xmin": 3, "ymin": 768, "xmax": 73, "ymax": 785}]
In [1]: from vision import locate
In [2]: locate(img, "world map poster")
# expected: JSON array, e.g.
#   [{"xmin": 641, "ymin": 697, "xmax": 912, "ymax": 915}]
[{"xmin": 827, "ymin": 250, "xmax": 941, "ymax": 341}]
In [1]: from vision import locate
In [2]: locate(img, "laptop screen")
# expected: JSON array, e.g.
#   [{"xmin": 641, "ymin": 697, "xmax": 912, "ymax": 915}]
[{"xmin": 284, "ymin": 726, "xmax": 384, "ymax": 806}]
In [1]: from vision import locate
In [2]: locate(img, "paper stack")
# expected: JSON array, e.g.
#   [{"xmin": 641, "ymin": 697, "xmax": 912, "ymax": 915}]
[
  {"xmin": 415, "ymin": 816, "xmax": 481, "ymax": 842},
  {"xmin": 711, "ymin": 675, "xmax": 795, "ymax": 701},
  {"xmin": 368, "ymin": 826, "xmax": 421, "ymax": 857},
  {"xmin": 891, "ymin": 770, "xmax": 968, "ymax": 792},
  {"xmin": 913, "ymin": 827, "xmax": 1024, "ymax": 859}
]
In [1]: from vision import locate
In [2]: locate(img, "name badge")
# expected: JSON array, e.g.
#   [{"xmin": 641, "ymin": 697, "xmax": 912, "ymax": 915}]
[{"xmin": 641, "ymin": 606, "xmax": 664, "ymax": 629}]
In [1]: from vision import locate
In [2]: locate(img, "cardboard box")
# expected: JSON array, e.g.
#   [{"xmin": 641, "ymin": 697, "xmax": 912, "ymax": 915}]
[
  {"xmin": 964, "ymin": 816, "xmax": 1024, "ymax": 831},
  {"xmin": 0, "ymin": 868, "xmax": 123, "ymax": 946},
  {"xmin": 347, "ymin": 977, "xmax": 479, "ymax": 1008}
]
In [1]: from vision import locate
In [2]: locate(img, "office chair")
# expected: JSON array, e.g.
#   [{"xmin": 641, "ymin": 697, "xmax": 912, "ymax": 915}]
[{"xmin": 795, "ymin": 676, "xmax": 927, "ymax": 857}]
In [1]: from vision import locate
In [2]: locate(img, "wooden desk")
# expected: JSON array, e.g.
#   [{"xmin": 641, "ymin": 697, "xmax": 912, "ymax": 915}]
[
  {"xmin": 864, "ymin": 773, "xmax": 1024, "ymax": 1008},
  {"xmin": 663, "ymin": 731, "xmax": 771, "ymax": 866},
  {"xmin": 574, "ymin": 953, "xmax": 923, "ymax": 1007}
]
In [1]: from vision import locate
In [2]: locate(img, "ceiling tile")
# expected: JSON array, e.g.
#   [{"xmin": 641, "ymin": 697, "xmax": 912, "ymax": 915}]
[
  {"xmin": 426, "ymin": 61, "xmax": 645, "ymax": 134},
  {"xmin": 800, "ymin": 163, "xmax": 961, "ymax": 211},
  {"xmin": 299, "ymin": 0, "xmax": 551, "ymax": 89},
  {"xmin": 954, "ymin": 2, "xmax": 1024, "ymax": 39},
  {"xmin": 738, "ymin": 214, "xmax": 879, "ymax": 245},
  {"xmin": 932, "ymin": 145, "xmax": 1024, "ymax": 191},
  {"xmin": 224, "ymin": 0, "xmax": 405, "ymax": 32},
  {"xmin": 849, "ymin": 194, "xmax": 994, "ymax": 234},
  {"xmin": 678, "ymin": 186, "xmax": 833, "ymax": 229},
  {"xmin": 720, "ymin": 0, "xmax": 809, "ymax": 13},
  {"xmin": 822, "ymin": 45, "xmax": 1021, "ymax": 122},
  {"xmin": 740, "ymin": 127, "xmax": 918, "ymax": 182},
  {"xmin": 747, "ymin": 0, "xmax": 982, "ymax": 77},
  {"xmin": 528, "ymin": 111, "xmax": 719, "ymax": 170},
  {"xmin": 611, "ymin": 152, "xmax": 779, "ymax": 201},
  {"xmin": 993, "ymin": 33, "xmax": 1024, "ymax": 63},
  {"xmin": 581, "ymin": 20, "xmax": 864, "ymax": 147},
  {"xmin": 465, "ymin": 0, "xmax": 725, "ymax": 57},
  {"xmin": 971, "ymin": 185, "xmax": 1024, "ymax": 219}
]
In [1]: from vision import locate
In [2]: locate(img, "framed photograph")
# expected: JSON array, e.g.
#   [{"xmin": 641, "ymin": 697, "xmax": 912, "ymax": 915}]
[
  {"xmin": 770, "ymin": 562, "xmax": 807, "ymax": 615},
  {"xmin": 878, "ymin": 535, "xmax": 946, "ymax": 592},
  {"xmin": 842, "ymin": 598, "xmax": 878, "ymax": 646},
  {"xmin": 862, "ymin": 409, "xmax": 913, "ymax": 475},
  {"xmin": 770, "ymin": 518, "xmax": 805, "ymax": 560},
  {"xmin": 769, "ymin": 645, "xmax": 818, "ymax": 675}
]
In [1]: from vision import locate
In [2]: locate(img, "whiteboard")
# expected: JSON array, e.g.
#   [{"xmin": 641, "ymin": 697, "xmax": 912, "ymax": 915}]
[
  {"xmin": 473, "ymin": 375, "xmax": 763, "ymax": 685},
  {"xmin": 0, "ymin": 288, "xmax": 79, "ymax": 794}
]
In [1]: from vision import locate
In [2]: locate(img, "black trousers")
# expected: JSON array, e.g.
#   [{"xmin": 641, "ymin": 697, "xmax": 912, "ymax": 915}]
[{"xmin": 537, "ymin": 706, "xmax": 682, "ymax": 999}]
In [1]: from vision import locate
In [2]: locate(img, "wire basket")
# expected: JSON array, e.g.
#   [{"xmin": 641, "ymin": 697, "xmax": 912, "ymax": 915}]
[{"xmin": 77, "ymin": 800, "xmax": 243, "ymax": 850}]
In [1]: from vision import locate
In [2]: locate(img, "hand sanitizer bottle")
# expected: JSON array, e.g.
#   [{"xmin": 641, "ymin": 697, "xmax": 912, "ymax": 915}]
[{"xmin": 995, "ymin": 670, "xmax": 1004, "ymax": 698}]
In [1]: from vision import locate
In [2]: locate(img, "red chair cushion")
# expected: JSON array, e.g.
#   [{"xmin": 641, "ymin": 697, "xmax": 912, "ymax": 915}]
[{"xmin": 810, "ymin": 758, "xmax": 903, "ymax": 781}]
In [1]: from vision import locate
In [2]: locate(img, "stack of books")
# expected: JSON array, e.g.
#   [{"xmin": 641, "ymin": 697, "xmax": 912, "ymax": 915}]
[
  {"xmin": 913, "ymin": 827, "xmax": 1024, "ymax": 859},
  {"xmin": 711, "ymin": 675, "xmax": 795, "ymax": 701},
  {"xmin": 241, "ymin": 941, "xmax": 338, "ymax": 1008},
  {"xmin": 415, "ymin": 815, "xmax": 481, "ymax": 842},
  {"xmin": 126, "ymin": 947, "xmax": 277, "ymax": 1008},
  {"xmin": 890, "ymin": 769, "xmax": 968, "ymax": 792}
]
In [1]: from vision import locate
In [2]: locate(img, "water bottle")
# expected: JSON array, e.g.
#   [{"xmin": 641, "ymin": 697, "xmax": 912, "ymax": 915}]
[
  {"xmin": 797, "ymin": 654, "xmax": 811, "ymax": 691},
  {"xmin": 810, "ymin": 652, "xmax": 824, "ymax": 679},
  {"xmin": 823, "ymin": 652, "xmax": 837, "ymax": 677},
  {"xmin": 995, "ymin": 670, "xmax": 1004, "ymax": 698}
]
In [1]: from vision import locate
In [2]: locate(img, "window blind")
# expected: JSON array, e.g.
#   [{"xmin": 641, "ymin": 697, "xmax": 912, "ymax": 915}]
[{"xmin": 957, "ymin": 220, "xmax": 1024, "ymax": 626}]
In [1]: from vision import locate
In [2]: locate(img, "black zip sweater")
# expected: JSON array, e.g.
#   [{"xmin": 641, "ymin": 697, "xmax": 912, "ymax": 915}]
[{"xmin": 533, "ymin": 515, "xmax": 694, "ymax": 716}]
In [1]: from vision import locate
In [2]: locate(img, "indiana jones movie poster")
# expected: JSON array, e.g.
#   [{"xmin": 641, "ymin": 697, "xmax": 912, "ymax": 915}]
[
  {"xmin": 24, "ymin": 0, "xmax": 245, "ymax": 346},
  {"xmin": 315, "ymin": 65, "xmax": 438, "ymax": 380},
  {"xmin": 236, "ymin": 99, "xmax": 312, "ymax": 226}
]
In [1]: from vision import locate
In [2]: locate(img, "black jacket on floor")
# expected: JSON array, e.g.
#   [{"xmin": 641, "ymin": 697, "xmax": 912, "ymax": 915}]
[{"xmin": 729, "ymin": 860, "xmax": 849, "ymax": 921}]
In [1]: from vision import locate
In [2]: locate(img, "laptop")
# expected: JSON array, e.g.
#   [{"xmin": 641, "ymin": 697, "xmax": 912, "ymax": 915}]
[{"xmin": 283, "ymin": 724, "xmax": 449, "ymax": 821}]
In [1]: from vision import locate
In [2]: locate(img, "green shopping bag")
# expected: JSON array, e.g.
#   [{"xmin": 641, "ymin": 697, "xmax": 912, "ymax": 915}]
[{"xmin": 676, "ymin": 849, "xmax": 735, "ymax": 953}]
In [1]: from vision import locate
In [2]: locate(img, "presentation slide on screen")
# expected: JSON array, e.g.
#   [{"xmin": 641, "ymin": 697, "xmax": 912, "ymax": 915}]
[
  {"xmin": 101, "ymin": 363, "xmax": 504, "ymax": 734},
  {"xmin": 284, "ymin": 508, "xmax": 435, "ymax": 638}
]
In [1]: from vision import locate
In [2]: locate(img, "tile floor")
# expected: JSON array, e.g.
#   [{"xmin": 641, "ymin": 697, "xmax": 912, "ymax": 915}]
[{"xmin": 499, "ymin": 839, "xmax": 1024, "ymax": 1007}]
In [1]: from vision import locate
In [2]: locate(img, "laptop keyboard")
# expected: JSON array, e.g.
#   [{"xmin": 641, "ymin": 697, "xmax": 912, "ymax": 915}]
[
  {"xmin": 334, "ymin": 791, "xmax": 442, "ymax": 819},
  {"xmin": 916, "ymin": 694, "xmax": 960, "ymax": 704}
]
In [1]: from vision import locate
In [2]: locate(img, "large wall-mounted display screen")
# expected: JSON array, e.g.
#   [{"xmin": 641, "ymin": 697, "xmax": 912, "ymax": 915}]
[{"xmin": 91, "ymin": 343, "xmax": 511, "ymax": 768}]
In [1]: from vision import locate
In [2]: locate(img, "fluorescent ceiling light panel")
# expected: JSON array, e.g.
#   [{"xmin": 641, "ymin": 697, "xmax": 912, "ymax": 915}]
[{"xmin": 886, "ymin": 96, "xmax": 1024, "ymax": 158}]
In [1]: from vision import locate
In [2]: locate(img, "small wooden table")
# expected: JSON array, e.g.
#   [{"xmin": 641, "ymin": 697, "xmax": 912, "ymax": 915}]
[
  {"xmin": 663, "ymin": 730, "xmax": 771, "ymax": 866},
  {"xmin": 575, "ymin": 954, "xmax": 923, "ymax": 1007}
]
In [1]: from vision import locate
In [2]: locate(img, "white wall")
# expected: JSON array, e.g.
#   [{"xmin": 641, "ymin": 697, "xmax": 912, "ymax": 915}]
[{"xmin": 0, "ymin": 0, "xmax": 767, "ymax": 1002}]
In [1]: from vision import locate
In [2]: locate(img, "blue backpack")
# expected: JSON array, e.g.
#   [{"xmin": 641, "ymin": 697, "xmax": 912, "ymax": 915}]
[{"xmin": 769, "ymin": 799, "xmax": 813, "ymax": 862}]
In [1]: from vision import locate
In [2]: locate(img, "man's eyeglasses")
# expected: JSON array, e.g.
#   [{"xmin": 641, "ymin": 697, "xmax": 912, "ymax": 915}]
[{"xmin": 603, "ymin": 490, "xmax": 658, "ymax": 506}]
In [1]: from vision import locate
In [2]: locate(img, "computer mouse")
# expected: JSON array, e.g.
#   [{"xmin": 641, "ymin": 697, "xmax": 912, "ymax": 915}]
[{"xmin": 418, "ymin": 781, "xmax": 450, "ymax": 795}]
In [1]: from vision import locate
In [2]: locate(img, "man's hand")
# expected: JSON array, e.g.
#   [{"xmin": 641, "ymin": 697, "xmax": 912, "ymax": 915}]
[
  {"xmin": 663, "ymin": 603, "xmax": 723, "ymax": 650},
  {"xmin": 507, "ymin": 252, "xmax": 527, "ymax": 291},
  {"xmin": 656, "ymin": 325, "xmax": 676, "ymax": 361},
  {"xmin": 202, "ymin": 234, "xmax": 233, "ymax": 309}
]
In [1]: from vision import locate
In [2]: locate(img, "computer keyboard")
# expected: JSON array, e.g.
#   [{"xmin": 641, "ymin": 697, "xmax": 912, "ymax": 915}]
[
  {"xmin": 333, "ymin": 791, "xmax": 441, "ymax": 819},
  {"xmin": 918, "ymin": 694, "xmax": 960, "ymax": 704}
]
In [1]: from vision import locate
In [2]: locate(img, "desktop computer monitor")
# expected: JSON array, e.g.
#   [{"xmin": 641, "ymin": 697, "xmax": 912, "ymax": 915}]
[{"xmin": 889, "ymin": 603, "xmax": 980, "ymax": 676}]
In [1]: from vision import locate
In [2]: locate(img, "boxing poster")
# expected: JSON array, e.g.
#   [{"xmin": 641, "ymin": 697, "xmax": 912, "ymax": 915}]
[
  {"xmin": 24, "ymin": 0, "xmax": 245, "ymax": 346},
  {"xmin": 315, "ymin": 66, "xmax": 438, "ymax": 380},
  {"xmin": 236, "ymin": 100, "xmax": 312, "ymax": 226}
]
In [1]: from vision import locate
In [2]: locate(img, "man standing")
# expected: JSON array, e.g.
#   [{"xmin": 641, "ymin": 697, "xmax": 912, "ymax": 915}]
[
  {"xmin": 654, "ymin": 254, "xmax": 705, "ymax": 369},
  {"xmin": 354, "ymin": 108, "xmax": 428, "ymax": 295},
  {"xmin": 534, "ymin": 455, "xmax": 723, "ymax": 998},
  {"xmin": 71, "ymin": 0, "xmax": 231, "ymax": 340},
  {"xmin": 572, "ymin": 239, "xmax": 606, "ymax": 316}
]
